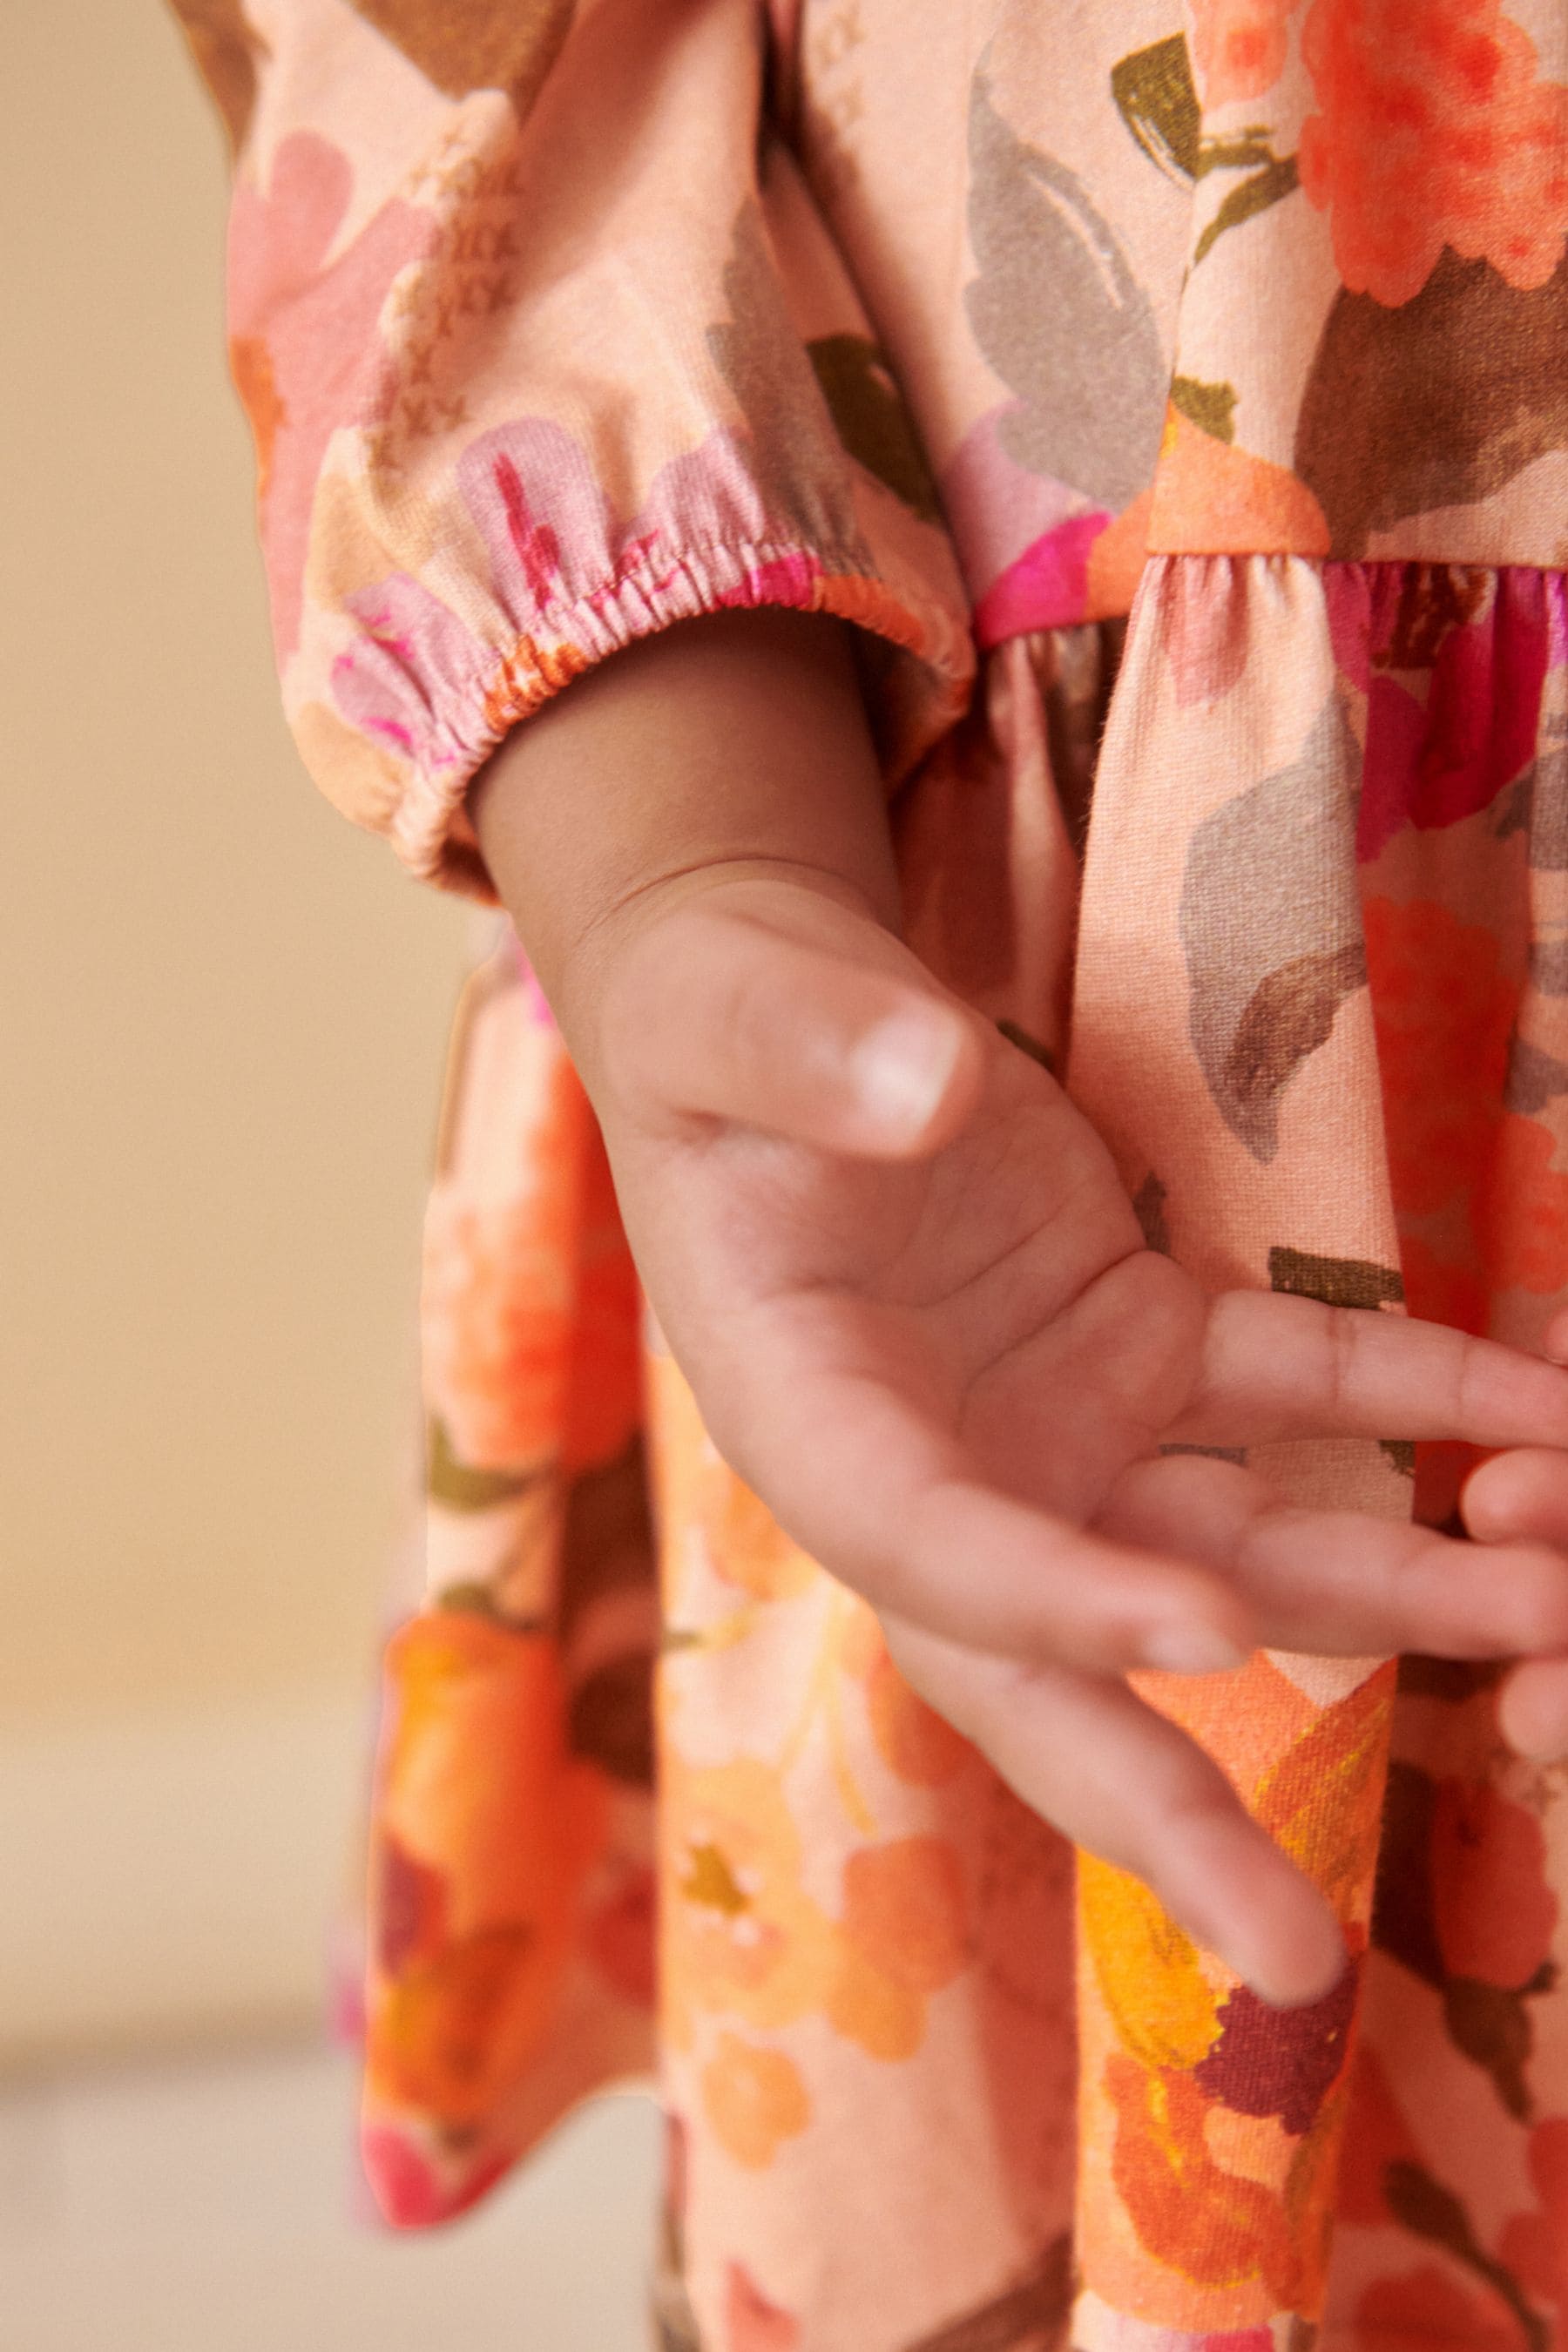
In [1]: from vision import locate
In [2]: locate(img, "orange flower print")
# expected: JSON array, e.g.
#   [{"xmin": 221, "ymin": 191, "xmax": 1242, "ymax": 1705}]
[
  {"xmin": 368, "ymin": 1616, "xmax": 607, "ymax": 2126},
  {"xmin": 700, "ymin": 1465, "xmax": 819, "ymax": 1604},
  {"xmin": 827, "ymin": 1835, "xmax": 970, "ymax": 2062},
  {"xmin": 662, "ymin": 1759, "xmax": 834, "ymax": 2045},
  {"xmin": 1190, "ymin": 0, "xmax": 1301, "ymax": 107},
  {"xmin": 1430, "ymin": 1779, "xmax": 1558, "ymax": 1988},
  {"xmin": 1396, "ymin": 1231, "xmax": 1489, "ymax": 1335},
  {"xmin": 1362, "ymin": 895, "xmax": 1518, "ymax": 1219},
  {"xmin": 1105, "ymin": 2055, "xmax": 1295, "ymax": 2289},
  {"xmin": 1356, "ymin": 2263, "xmax": 1527, "ymax": 2352},
  {"xmin": 700, "ymin": 2033, "xmax": 811, "ymax": 2170},
  {"xmin": 560, "ymin": 1151, "xmax": 644, "ymax": 1471},
  {"xmin": 1150, "ymin": 408, "xmax": 1331, "ymax": 555},
  {"xmin": 839, "ymin": 1605, "xmax": 971, "ymax": 1786},
  {"xmin": 421, "ymin": 1059, "xmax": 586, "ymax": 1471},
  {"xmin": 1299, "ymin": 0, "xmax": 1568, "ymax": 306},
  {"xmin": 1478, "ymin": 1112, "xmax": 1568, "ymax": 1294}
]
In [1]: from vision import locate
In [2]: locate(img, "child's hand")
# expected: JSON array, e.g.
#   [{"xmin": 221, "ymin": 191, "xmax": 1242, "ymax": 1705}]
[
  {"xmin": 473, "ymin": 609, "xmax": 1568, "ymax": 2007},
  {"xmin": 587, "ymin": 867, "xmax": 1568, "ymax": 2004}
]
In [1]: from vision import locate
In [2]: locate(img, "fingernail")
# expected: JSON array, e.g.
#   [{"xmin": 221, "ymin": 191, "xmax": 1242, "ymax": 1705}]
[
  {"xmin": 1140, "ymin": 1624, "xmax": 1250, "ymax": 1675},
  {"xmin": 850, "ymin": 1010, "xmax": 962, "ymax": 1140}
]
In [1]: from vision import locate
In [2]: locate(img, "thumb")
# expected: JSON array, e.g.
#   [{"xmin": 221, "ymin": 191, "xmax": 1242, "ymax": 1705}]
[{"xmin": 598, "ymin": 880, "xmax": 985, "ymax": 1158}]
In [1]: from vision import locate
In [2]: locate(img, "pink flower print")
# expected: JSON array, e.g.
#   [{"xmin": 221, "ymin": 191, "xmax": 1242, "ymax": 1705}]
[
  {"xmin": 971, "ymin": 510, "xmax": 1111, "ymax": 645},
  {"xmin": 360, "ymin": 2125, "xmax": 510, "ymax": 2229},
  {"xmin": 456, "ymin": 417, "xmax": 788, "ymax": 639},
  {"xmin": 1190, "ymin": 0, "xmax": 1302, "ymax": 108},
  {"xmin": 227, "ymin": 132, "xmax": 436, "ymax": 659},
  {"xmin": 1358, "ymin": 566, "xmax": 1549, "ymax": 859},
  {"xmin": 334, "ymin": 572, "xmax": 496, "ymax": 781}
]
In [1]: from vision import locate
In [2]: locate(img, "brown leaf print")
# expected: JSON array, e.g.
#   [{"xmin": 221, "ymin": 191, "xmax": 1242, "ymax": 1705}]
[
  {"xmin": 1224, "ymin": 943, "xmax": 1368, "ymax": 1119},
  {"xmin": 1267, "ymin": 1247, "xmax": 1403, "ymax": 1310},
  {"xmin": 567, "ymin": 1653, "xmax": 654, "ymax": 1787},
  {"xmin": 169, "ymin": 0, "xmax": 267, "ymax": 150},
  {"xmin": 1295, "ymin": 247, "xmax": 1568, "ymax": 556},
  {"xmin": 347, "ymin": 0, "xmax": 573, "ymax": 108},
  {"xmin": 1132, "ymin": 1172, "xmax": 1172, "ymax": 1253},
  {"xmin": 1180, "ymin": 700, "xmax": 1364, "ymax": 1160},
  {"xmin": 903, "ymin": 2234, "xmax": 1073, "ymax": 2352},
  {"xmin": 1382, "ymin": 2159, "xmax": 1548, "ymax": 2352},
  {"xmin": 1397, "ymin": 1656, "xmax": 1505, "ymax": 1702},
  {"xmin": 1442, "ymin": 1974, "xmax": 1551, "ymax": 2124},
  {"xmin": 558, "ymin": 1436, "xmax": 656, "ymax": 1633}
]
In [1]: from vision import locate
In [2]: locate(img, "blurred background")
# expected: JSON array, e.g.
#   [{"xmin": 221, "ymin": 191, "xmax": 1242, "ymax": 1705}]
[{"xmin": 0, "ymin": 3, "xmax": 657, "ymax": 2342}]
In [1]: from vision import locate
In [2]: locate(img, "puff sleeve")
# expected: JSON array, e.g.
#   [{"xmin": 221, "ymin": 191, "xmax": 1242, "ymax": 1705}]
[{"xmin": 169, "ymin": 0, "xmax": 975, "ymax": 897}]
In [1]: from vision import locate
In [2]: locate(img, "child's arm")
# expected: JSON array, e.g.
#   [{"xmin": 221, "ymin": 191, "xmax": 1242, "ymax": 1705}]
[{"xmin": 474, "ymin": 608, "xmax": 1568, "ymax": 2006}]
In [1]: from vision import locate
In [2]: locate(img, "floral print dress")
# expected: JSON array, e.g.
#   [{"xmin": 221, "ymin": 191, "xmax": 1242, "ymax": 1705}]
[{"xmin": 174, "ymin": 1, "xmax": 1568, "ymax": 2346}]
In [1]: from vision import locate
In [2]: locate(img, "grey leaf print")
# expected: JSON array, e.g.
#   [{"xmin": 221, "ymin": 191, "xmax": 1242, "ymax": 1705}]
[{"xmin": 965, "ymin": 76, "xmax": 1166, "ymax": 511}]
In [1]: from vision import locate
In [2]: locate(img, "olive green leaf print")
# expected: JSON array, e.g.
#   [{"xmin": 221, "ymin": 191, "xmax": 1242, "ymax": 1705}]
[
  {"xmin": 966, "ymin": 76, "xmax": 1166, "ymax": 509},
  {"xmin": 1296, "ymin": 247, "xmax": 1568, "ymax": 555},
  {"xmin": 1111, "ymin": 35, "xmax": 1200, "ymax": 181},
  {"xmin": 426, "ymin": 1416, "xmax": 543, "ymax": 1511},
  {"xmin": 1170, "ymin": 375, "xmax": 1237, "ymax": 442},
  {"xmin": 1192, "ymin": 148, "xmax": 1300, "ymax": 266},
  {"xmin": 1111, "ymin": 35, "xmax": 1301, "ymax": 263},
  {"xmin": 807, "ymin": 335, "xmax": 943, "ymax": 520},
  {"xmin": 708, "ymin": 200, "xmax": 868, "ymax": 557}
]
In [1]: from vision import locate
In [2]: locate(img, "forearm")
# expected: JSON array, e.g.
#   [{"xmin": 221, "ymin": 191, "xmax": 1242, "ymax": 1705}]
[{"xmin": 469, "ymin": 611, "xmax": 902, "ymax": 1090}]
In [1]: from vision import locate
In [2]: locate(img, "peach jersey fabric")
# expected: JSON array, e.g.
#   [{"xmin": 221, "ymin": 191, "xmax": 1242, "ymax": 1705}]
[{"xmin": 175, "ymin": 3, "xmax": 1568, "ymax": 2347}]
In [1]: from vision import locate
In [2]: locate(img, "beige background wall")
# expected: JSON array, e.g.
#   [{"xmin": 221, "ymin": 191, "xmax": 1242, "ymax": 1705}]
[{"xmin": 2, "ymin": 0, "xmax": 472, "ymax": 2056}]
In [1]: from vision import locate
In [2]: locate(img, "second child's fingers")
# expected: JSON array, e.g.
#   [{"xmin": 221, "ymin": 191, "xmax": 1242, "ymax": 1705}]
[
  {"xmin": 1498, "ymin": 1658, "xmax": 1568, "ymax": 1760},
  {"xmin": 600, "ymin": 889, "xmax": 984, "ymax": 1158},
  {"xmin": 1464, "ymin": 1445, "xmax": 1568, "ymax": 1548},
  {"xmin": 880, "ymin": 1612, "xmax": 1348, "ymax": 2008},
  {"xmin": 1100, "ymin": 1451, "xmax": 1568, "ymax": 1661}
]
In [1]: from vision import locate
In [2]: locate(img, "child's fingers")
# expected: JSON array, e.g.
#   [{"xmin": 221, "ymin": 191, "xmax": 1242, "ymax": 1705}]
[
  {"xmin": 880, "ymin": 1612, "xmax": 1347, "ymax": 2007},
  {"xmin": 1100, "ymin": 1451, "xmax": 1568, "ymax": 1661},
  {"xmin": 1498, "ymin": 1658, "xmax": 1568, "ymax": 1759},
  {"xmin": 1172, "ymin": 1291, "xmax": 1568, "ymax": 1451},
  {"xmin": 599, "ymin": 893, "xmax": 983, "ymax": 1158},
  {"xmin": 706, "ymin": 1338, "xmax": 1259, "ymax": 1674},
  {"xmin": 1463, "ymin": 1445, "xmax": 1568, "ymax": 1547}
]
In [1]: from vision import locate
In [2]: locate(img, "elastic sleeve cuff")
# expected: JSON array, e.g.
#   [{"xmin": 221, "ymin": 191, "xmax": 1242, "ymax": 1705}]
[{"xmin": 304, "ymin": 534, "xmax": 976, "ymax": 902}]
